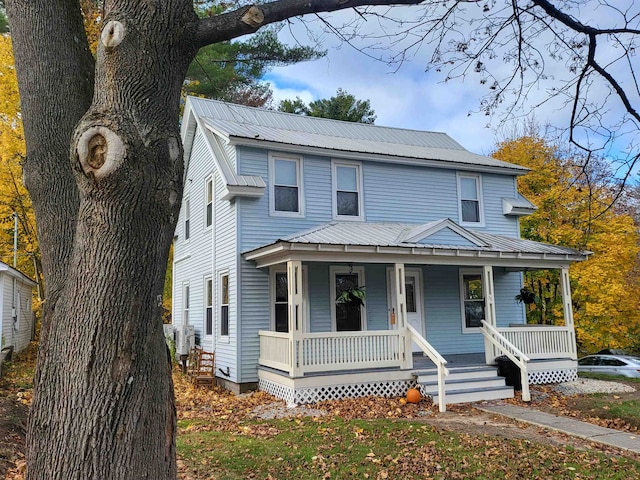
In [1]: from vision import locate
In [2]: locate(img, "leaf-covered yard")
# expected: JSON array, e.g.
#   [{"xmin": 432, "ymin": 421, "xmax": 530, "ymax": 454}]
[{"xmin": 2, "ymin": 346, "xmax": 640, "ymax": 479}]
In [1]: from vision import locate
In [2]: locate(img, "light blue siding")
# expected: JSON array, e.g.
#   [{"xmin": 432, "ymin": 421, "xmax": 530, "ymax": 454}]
[
  {"xmin": 307, "ymin": 263, "xmax": 331, "ymax": 332},
  {"xmin": 365, "ymin": 164, "xmax": 457, "ymax": 223},
  {"xmin": 419, "ymin": 227, "xmax": 478, "ymax": 246},
  {"xmin": 494, "ymin": 269, "xmax": 526, "ymax": 327},
  {"xmin": 364, "ymin": 265, "xmax": 389, "ymax": 330},
  {"xmin": 423, "ymin": 265, "xmax": 484, "ymax": 354},
  {"xmin": 482, "ymin": 174, "xmax": 519, "ymax": 235}
]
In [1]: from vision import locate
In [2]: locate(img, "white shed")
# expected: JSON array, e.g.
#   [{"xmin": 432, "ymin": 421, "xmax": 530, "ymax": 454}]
[{"xmin": 0, "ymin": 261, "xmax": 37, "ymax": 354}]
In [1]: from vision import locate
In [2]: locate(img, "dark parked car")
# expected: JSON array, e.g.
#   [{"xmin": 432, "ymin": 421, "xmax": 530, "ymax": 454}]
[{"xmin": 577, "ymin": 354, "xmax": 640, "ymax": 378}]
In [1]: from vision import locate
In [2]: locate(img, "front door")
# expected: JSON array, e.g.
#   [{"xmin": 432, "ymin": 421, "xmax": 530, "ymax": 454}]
[{"xmin": 387, "ymin": 268, "xmax": 425, "ymax": 352}]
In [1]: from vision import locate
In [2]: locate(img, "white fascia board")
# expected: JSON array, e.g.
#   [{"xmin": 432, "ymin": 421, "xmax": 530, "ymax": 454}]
[
  {"xmin": 228, "ymin": 137, "xmax": 529, "ymax": 176},
  {"xmin": 0, "ymin": 263, "xmax": 37, "ymax": 287},
  {"xmin": 244, "ymin": 241, "xmax": 588, "ymax": 269},
  {"xmin": 220, "ymin": 184, "xmax": 266, "ymax": 201}
]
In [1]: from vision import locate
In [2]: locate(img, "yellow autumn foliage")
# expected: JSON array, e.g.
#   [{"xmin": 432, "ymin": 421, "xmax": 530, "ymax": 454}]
[
  {"xmin": 494, "ymin": 135, "xmax": 640, "ymax": 353},
  {"xmin": 0, "ymin": 35, "xmax": 41, "ymax": 291}
]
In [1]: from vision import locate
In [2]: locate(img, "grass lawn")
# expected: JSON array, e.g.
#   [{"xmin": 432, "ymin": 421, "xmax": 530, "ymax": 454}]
[{"xmin": 177, "ymin": 415, "xmax": 640, "ymax": 480}]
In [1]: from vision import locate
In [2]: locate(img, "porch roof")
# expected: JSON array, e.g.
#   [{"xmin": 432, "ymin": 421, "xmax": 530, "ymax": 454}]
[{"xmin": 243, "ymin": 220, "xmax": 590, "ymax": 269}]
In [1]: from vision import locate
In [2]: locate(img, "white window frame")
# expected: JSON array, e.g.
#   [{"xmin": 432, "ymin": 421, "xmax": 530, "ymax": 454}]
[
  {"xmin": 269, "ymin": 266, "xmax": 309, "ymax": 333},
  {"xmin": 330, "ymin": 265, "xmax": 366, "ymax": 332},
  {"xmin": 332, "ymin": 160, "xmax": 364, "ymax": 221},
  {"xmin": 269, "ymin": 153, "xmax": 304, "ymax": 217},
  {"xmin": 459, "ymin": 268, "xmax": 484, "ymax": 333},
  {"xmin": 218, "ymin": 271, "xmax": 230, "ymax": 342},
  {"xmin": 182, "ymin": 282, "xmax": 190, "ymax": 326},
  {"xmin": 204, "ymin": 276, "xmax": 213, "ymax": 337},
  {"xmin": 184, "ymin": 197, "xmax": 191, "ymax": 241},
  {"xmin": 204, "ymin": 175, "xmax": 214, "ymax": 229},
  {"xmin": 457, "ymin": 173, "xmax": 484, "ymax": 226}
]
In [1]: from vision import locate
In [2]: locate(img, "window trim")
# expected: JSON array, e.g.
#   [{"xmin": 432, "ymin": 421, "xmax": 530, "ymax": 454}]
[
  {"xmin": 218, "ymin": 271, "xmax": 230, "ymax": 341},
  {"xmin": 457, "ymin": 173, "xmax": 485, "ymax": 226},
  {"xmin": 204, "ymin": 175, "xmax": 214, "ymax": 229},
  {"xmin": 269, "ymin": 266, "xmax": 309, "ymax": 333},
  {"xmin": 269, "ymin": 153, "xmax": 304, "ymax": 217},
  {"xmin": 204, "ymin": 275, "xmax": 213, "ymax": 337},
  {"xmin": 459, "ymin": 268, "xmax": 484, "ymax": 333},
  {"xmin": 332, "ymin": 159, "xmax": 364, "ymax": 221},
  {"xmin": 330, "ymin": 265, "xmax": 367, "ymax": 332},
  {"xmin": 183, "ymin": 197, "xmax": 191, "ymax": 241},
  {"xmin": 182, "ymin": 282, "xmax": 190, "ymax": 326}
]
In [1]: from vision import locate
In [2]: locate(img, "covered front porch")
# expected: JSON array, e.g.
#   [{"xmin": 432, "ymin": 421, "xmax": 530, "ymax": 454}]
[{"xmin": 244, "ymin": 221, "xmax": 588, "ymax": 411}]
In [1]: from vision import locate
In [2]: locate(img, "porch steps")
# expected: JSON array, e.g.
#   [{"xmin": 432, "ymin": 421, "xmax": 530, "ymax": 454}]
[{"xmin": 414, "ymin": 366, "xmax": 515, "ymax": 405}]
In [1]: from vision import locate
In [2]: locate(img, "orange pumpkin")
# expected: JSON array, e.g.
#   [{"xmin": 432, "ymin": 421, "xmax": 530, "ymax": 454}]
[{"xmin": 406, "ymin": 388, "xmax": 421, "ymax": 404}]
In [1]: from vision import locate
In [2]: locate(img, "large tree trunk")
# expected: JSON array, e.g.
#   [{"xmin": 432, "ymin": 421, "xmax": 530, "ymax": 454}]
[{"xmin": 7, "ymin": 1, "xmax": 198, "ymax": 478}]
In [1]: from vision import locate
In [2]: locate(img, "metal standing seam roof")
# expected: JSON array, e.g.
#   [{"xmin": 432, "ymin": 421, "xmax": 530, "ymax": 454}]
[
  {"xmin": 187, "ymin": 96, "xmax": 529, "ymax": 173},
  {"xmin": 247, "ymin": 221, "xmax": 587, "ymax": 258}
]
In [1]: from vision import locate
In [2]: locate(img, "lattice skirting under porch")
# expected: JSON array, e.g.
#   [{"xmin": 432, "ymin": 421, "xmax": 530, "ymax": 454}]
[
  {"xmin": 528, "ymin": 368, "xmax": 577, "ymax": 385},
  {"xmin": 259, "ymin": 378, "xmax": 416, "ymax": 406}
]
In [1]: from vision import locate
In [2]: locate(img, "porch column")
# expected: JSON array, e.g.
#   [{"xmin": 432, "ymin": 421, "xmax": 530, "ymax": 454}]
[
  {"xmin": 394, "ymin": 263, "xmax": 413, "ymax": 369},
  {"xmin": 560, "ymin": 267, "xmax": 574, "ymax": 326},
  {"xmin": 287, "ymin": 260, "xmax": 304, "ymax": 377},
  {"xmin": 482, "ymin": 265, "xmax": 497, "ymax": 364},
  {"xmin": 560, "ymin": 266, "xmax": 578, "ymax": 359}
]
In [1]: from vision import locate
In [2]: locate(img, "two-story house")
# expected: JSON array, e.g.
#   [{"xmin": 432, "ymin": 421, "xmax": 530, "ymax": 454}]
[{"xmin": 172, "ymin": 96, "xmax": 588, "ymax": 411}]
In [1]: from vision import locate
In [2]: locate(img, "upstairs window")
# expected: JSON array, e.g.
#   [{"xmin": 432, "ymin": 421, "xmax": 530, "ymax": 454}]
[
  {"xmin": 333, "ymin": 161, "xmax": 363, "ymax": 220},
  {"xmin": 184, "ymin": 198, "xmax": 191, "ymax": 240},
  {"xmin": 205, "ymin": 177, "xmax": 213, "ymax": 228},
  {"xmin": 270, "ymin": 154, "xmax": 303, "ymax": 216},
  {"xmin": 460, "ymin": 269, "xmax": 484, "ymax": 331},
  {"xmin": 458, "ymin": 174, "xmax": 483, "ymax": 225}
]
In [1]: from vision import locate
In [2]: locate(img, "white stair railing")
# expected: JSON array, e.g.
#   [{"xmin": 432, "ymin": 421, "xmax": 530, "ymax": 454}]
[
  {"xmin": 480, "ymin": 320, "xmax": 531, "ymax": 402},
  {"xmin": 406, "ymin": 325, "xmax": 449, "ymax": 412}
]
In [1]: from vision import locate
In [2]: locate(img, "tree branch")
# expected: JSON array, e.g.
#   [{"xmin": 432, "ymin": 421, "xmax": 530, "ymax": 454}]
[{"xmin": 195, "ymin": 0, "xmax": 425, "ymax": 48}]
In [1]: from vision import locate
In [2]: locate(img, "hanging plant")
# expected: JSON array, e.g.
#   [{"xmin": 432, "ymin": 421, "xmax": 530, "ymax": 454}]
[
  {"xmin": 336, "ymin": 286, "xmax": 366, "ymax": 307},
  {"xmin": 515, "ymin": 287, "xmax": 537, "ymax": 305}
]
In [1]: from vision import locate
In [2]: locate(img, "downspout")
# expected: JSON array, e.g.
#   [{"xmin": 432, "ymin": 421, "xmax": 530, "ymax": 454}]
[{"xmin": 11, "ymin": 213, "xmax": 18, "ymax": 348}]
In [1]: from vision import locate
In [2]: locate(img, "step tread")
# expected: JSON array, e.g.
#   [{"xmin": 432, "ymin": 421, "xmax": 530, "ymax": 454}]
[
  {"xmin": 413, "ymin": 366, "xmax": 497, "ymax": 376},
  {"xmin": 418, "ymin": 376, "xmax": 505, "ymax": 387}
]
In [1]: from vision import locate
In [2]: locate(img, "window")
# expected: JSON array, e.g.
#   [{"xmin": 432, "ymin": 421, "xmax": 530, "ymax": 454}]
[
  {"xmin": 219, "ymin": 273, "xmax": 229, "ymax": 337},
  {"xmin": 273, "ymin": 271, "xmax": 289, "ymax": 333},
  {"xmin": 184, "ymin": 198, "xmax": 191, "ymax": 240},
  {"xmin": 457, "ymin": 174, "xmax": 483, "ymax": 225},
  {"xmin": 333, "ymin": 161, "xmax": 363, "ymax": 219},
  {"xmin": 204, "ymin": 277, "xmax": 213, "ymax": 336},
  {"xmin": 205, "ymin": 177, "xmax": 213, "ymax": 228},
  {"xmin": 182, "ymin": 283, "xmax": 190, "ymax": 325},
  {"xmin": 460, "ymin": 269, "xmax": 484, "ymax": 331},
  {"xmin": 331, "ymin": 266, "xmax": 365, "ymax": 332},
  {"xmin": 270, "ymin": 154, "xmax": 303, "ymax": 215}
]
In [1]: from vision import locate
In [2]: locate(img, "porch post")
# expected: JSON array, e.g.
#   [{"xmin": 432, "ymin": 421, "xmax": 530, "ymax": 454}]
[
  {"xmin": 287, "ymin": 260, "xmax": 304, "ymax": 377},
  {"xmin": 482, "ymin": 265, "xmax": 497, "ymax": 364},
  {"xmin": 394, "ymin": 263, "xmax": 412, "ymax": 369},
  {"xmin": 560, "ymin": 266, "xmax": 578, "ymax": 359}
]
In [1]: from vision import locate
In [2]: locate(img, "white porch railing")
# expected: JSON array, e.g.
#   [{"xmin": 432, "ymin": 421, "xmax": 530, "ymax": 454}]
[
  {"xmin": 497, "ymin": 325, "xmax": 577, "ymax": 360},
  {"xmin": 407, "ymin": 325, "xmax": 449, "ymax": 413},
  {"xmin": 258, "ymin": 330, "xmax": 291, "ymax": 372},
  {"xmin": 299, "ymin": 330, "xmax": 402, "ymax": 373},
  {"xmin": 480, "ymin": 320, "xmax": 531, "ymax": 402}
]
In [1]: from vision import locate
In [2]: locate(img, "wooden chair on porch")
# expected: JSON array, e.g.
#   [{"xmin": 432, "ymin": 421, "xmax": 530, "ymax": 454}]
[{"xmin": 186, "ymin": 346, "xmax": 216, "ymax": 388}]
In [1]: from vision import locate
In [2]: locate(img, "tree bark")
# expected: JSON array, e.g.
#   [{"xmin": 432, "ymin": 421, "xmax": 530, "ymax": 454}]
[{"xmin": 8, "ymin": 0, "xmax": 198, "ymax": 478}]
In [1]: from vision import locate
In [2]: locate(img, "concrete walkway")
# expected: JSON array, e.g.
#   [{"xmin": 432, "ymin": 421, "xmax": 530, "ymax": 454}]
[{"xmin": 477, "ymin": 404, "xmax": 640, "ymax": 454}]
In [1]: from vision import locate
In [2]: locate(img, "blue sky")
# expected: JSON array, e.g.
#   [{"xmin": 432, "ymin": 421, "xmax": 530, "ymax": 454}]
[{"xmin": 262, "ymin": 4, "xmax": 639, "ymax": 168}]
